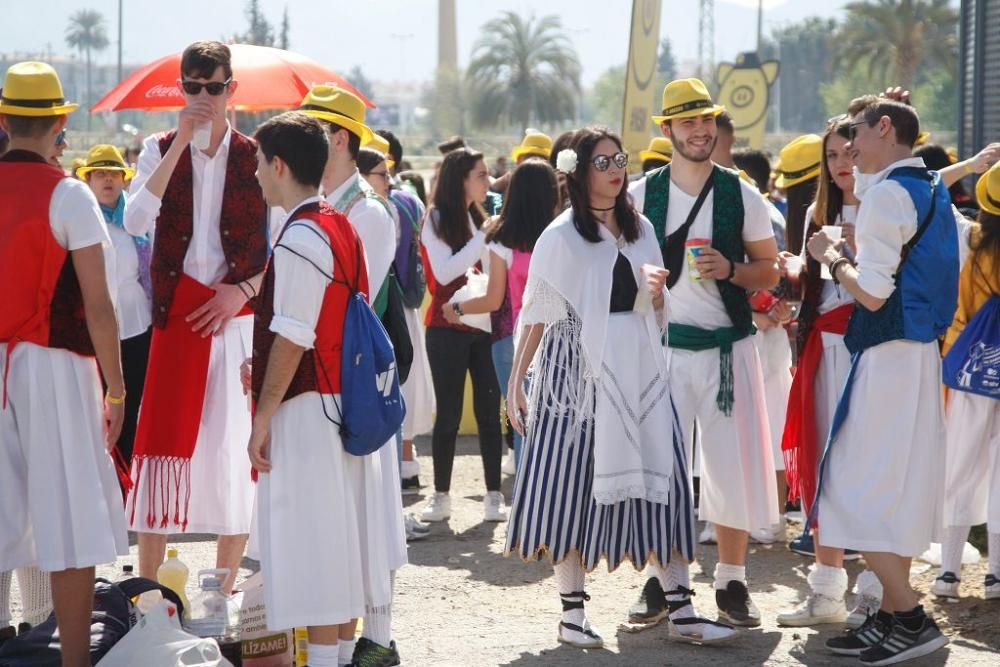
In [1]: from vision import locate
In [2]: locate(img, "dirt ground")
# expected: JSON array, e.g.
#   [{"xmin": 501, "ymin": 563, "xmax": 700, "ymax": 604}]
[{"xmin": 9, "ymin": 436, "xmax": 999, "ymax": 666}]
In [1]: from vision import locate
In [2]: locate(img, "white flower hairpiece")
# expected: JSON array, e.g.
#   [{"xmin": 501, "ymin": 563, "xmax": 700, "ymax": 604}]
[{"xmin": 556, "ymin": 148, "xmax": 578, "ymax": 174}]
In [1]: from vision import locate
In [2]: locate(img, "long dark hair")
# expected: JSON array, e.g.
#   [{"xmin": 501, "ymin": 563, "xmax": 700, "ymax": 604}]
[
  {"xmin": 431, "ymin": 147, "xmax": 486, "ymax": 252},
  {"xmin": 785, "ymin": 177, "xmax": 818, "ymax": 260},
  {"xmin": 564, "ymin": 127, "xmax": 640, "ymax": 244},
  {"xmin": 488, "ymin": 159, "xmax": 558, "ymax": 252},
  {"xmin": 915, "ymin": 144, "xmax": 971, "ymax": 205},
  {"xmin": 971, "ymin": 211, "xmax": 1000, "ymax": 293},
  {"xmin": 812, "ymin": 118, "xmax": 852, "ymax": 231}
]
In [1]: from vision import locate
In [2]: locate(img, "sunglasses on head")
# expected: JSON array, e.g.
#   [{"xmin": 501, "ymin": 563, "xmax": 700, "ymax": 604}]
[
  {"xmin": 591, "ymin": 152, "xmax": 628, "ymax": 172},
  {"xmin": 180, "ymin": 78, "xmax": 232, "ymax": 96}
]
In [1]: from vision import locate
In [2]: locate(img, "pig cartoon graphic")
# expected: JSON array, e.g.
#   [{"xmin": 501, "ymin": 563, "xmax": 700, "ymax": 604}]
[{"xmin": 716, "ymin": 52, "xmax": 779, "ymax": 149}]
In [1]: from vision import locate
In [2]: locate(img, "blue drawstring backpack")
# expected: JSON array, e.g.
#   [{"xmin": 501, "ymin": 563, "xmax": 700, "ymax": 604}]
[
  {"xmin": 285, "ymin": 221, "xmax": 406, "ymax": 456},
  {"xmin": 943, "ymin": 294, "xmax": 1000, "ymax": 399}
]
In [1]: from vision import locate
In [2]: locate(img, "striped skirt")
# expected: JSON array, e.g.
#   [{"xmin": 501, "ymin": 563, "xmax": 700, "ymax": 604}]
[{"xmin": 503, "ymin": 320, "xmax": 695, "ymax": 572}]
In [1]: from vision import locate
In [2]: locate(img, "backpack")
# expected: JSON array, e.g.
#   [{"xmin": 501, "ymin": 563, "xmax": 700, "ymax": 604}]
[
  {"xmin": 312, "ymin": 231, "xmax": 406, "ymax": 456},
  {"xmin": 378, "ymin": 267, "xmax": 414, "ymax": 385},
  {"xmin": 389, "ymin": 190, "xmax": 427, "ymax": 309},
  {"xmin": 943, "ymin": 294, "xmax": 1000, "ymax": 399},
  {"xmin": 0, "ymin": 577, "xmax": 184, "ymax": 667}
]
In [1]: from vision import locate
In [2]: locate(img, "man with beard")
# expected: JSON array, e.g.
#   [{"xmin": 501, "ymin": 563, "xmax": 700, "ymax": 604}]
[{"xmin": 627, "ymin": 78, "xmax": 780, "ymax": 628}]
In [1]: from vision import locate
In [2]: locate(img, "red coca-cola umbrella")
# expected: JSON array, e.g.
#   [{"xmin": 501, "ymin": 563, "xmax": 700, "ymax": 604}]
[{"xmin": 92, "ymin": 43, "xmax": 373, "ymax": 113}]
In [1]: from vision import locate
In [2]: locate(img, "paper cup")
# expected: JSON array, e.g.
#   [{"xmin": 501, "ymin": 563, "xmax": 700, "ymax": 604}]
[
  {"xmin": 819, "ymin": 226, "xmax": 843, "ymax": 280},
  {"xmin": 685, "ymin": 238, "xmax": 711, "ymax": 281}
]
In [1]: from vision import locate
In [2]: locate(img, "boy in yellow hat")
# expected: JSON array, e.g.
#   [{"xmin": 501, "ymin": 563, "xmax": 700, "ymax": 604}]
[
  {"xmin": 639, "ymin": 137, "xmax": 673, "ymax": 173},
  {"xmin": 0, "ymin": 61, "xmax": 129, "ymax": 666},
  {"xmin": 298, "ymin": 84, "xmax": 406, "ymax": 667},
  {"xmin": 124, "ymin": 41, "xmax": 268, "ymax": 596},
  {"xmin": 628, "ymin": 77, "xmax": 781, "ymax": 629}
]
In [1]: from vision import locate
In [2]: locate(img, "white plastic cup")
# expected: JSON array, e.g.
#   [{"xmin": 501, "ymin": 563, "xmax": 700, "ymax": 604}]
[
  {"xmin": 193, "ymin": 122, "xmax": 212, "ymax": 151},
  {"xmin": 820, "ymin": 226, "xmax": 843, "ymax": 280}
]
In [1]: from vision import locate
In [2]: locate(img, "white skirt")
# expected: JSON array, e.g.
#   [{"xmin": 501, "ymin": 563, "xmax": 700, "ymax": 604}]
[
  {"xmin": 753, "ymin": 326, "xmax": 793, "ymax": 471},
  {"xmin": 0, "ymin": 343, "xmax": 129, "ymax": 572},
  {"xmin": 943, "ymin": 390, "xmax": 1000, "ymax": 529},
  {"xmin": 401, "ymin": 307, "xmax": 435, "ymax": 440},
  {"xmin": 818, "ymin": 340, "xmax": 945, "ymax": 556},
  {"xmin": 257, "ymin": 393, "xmax": 367, "ymax": 630},
  {"xmin": 669, "ymin": 336, "xmax": 779, "ymax": 532},
  {"xmin": 128, "ymin": 314, "xmax": 255, "ymax": 535}
]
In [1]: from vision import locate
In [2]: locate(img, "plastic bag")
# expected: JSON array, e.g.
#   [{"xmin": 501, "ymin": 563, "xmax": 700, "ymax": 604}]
[{"xmin": 97, "ymin": 600, "xmax": 233, "ymax": 667}]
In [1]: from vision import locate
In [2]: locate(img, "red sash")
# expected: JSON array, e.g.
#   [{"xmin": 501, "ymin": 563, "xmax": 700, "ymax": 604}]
[
  {"xmin": 781, "ymin": 303, "xmax": 853, "ymax": 517},
  {"xmin": 129, "ymin": 274, "xmax": 250, "ymax": 530}
]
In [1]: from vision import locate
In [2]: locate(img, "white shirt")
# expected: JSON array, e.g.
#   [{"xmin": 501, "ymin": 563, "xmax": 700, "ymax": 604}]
[
  {"xmin": 853, "ymin": 157, "xmax": 967, "ymax": 299},
  {"xmin": 421, "ymin": 209, "xmax": 489, "ymax": 285},
  {"xmin": 629, "ymin": 173, "xmax": 774, "ymax": 328},
  {"xmin": 269, "ymin": 196, "xmax": 330, "ymax": 349},
  {"xmin": 107, "ymin": 224, "xmax": 152, "ymax": 339},
  {"xmin": 487, "ymin": 242, "xmax": 514, "ymax": 268},
  {"xmin": 48, "ymin": 178, "xmax": 115, "ymax": 305},
  {"xmin": 326, "ymin": 170, "xmax": 396, "ymax": 298},
  {"xmin": 125, "ymin": 125, "xmax": 234, "ymax": 286}
]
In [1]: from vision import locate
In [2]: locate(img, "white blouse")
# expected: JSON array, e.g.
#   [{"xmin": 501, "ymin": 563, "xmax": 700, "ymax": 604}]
[{"xmin": 107, "ymin": 224, "xmax": 152, "ymax": 340}]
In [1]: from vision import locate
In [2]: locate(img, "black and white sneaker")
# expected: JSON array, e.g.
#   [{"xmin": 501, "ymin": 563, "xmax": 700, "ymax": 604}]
[
  {"xmin": 930, "ymin": 570, "xmax": 960, "ymax": 599},
  {"xmin": 401, "ymin": 475, "xmax": 422, "ymax": 496},
  {"xmin": 859, "ymin": 615, "xmax": 948, "ymax": 665},
  {"xmin": 627, "ymin": 576, "xmax": 669, "ymax": 625},
  {"xmin": 715, "ymin": 580, "xmax": 761, "ymax": 627},
  {"xmin": 826, "ymin": 610, "xmax": 892, "ymax": 656},
  {"xmin": 986, "ymin": 573, "xmax": 1000, "ymax": 600}
]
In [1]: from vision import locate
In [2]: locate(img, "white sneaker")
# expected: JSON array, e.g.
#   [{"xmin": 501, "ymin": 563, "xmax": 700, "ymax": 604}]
[
  {"xmin": 404, "ymin": 513, "xmax": 431, "ymax": 541},
  {"xmin": 985, "ymin": 574, "xmax": 1000, "ymax": 599},
  {"xmin": 751, "ymin": 522, "xmax": 787, "ymax": 544},
  {"xmin": 698, "ymin": 523, "xmax": 717, "ymax": 545},
  {"xmin": 484, "ymin": 491, "xmax": 508, "ymax": 522},
  {"xmin": 666, "ymin": 601, "xmax": 738, "ymax": 644},
  {"xmin": 421, "ymin": 492, "xmax": 451, "ymax": 522},
  {"xmin": 557, "ymin": 619, "xmax": 603, "ymax": 648},
  {"xmin": 502, "ymin": 453, "xmax": 516, "ymax": 475},
  {"xmin": 777, "ymin": 593, "xmax": 848, "ymax": 627},
  {"xmin": 930, "ymin": 571, "xmax": 960, "ymax": 599}
]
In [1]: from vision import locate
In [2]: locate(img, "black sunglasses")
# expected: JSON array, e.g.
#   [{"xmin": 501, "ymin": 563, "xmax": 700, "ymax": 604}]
[
  {"xmin": 180, "ymin": 78, "xmax": 232, "ymax": 96},
  {"xmin": 847, "ymin": 120, "xmax": 868, "ymax": 142},
  {"xmin": 591, "ymin": 152, "xmax": 628, "ymax": 172}
]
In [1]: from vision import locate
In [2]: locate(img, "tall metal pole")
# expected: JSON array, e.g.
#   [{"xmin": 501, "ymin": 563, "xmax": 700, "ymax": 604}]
[
  {"xmin": 757, "ymin": 0, "xmax": 764, "ymax": 53},
  {"xmin": 117, "ymin": 0, "xmax": 123, "ymax": 82}
]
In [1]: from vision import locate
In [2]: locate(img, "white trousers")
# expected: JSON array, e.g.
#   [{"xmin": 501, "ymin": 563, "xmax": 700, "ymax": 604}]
[
  {"xmin": 670, "ymin": 336, "xmax": 779, "ymax": 532},
  {"xmin": 943, "ymin": 390, "xmax": 1000, "ymax": 530},
  {"xmin": 753, "ymin": 326, "xmax": 793, "ymax": 471}
]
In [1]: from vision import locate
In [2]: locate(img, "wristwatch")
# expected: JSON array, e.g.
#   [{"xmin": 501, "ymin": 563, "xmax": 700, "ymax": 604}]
[
  {"xmin": 452, "ymin": 302, "xmax": 464, "ymax": 317},
  {"xmin": 725, "ymin": 258, "xmax": 737, "ymax": 281}
]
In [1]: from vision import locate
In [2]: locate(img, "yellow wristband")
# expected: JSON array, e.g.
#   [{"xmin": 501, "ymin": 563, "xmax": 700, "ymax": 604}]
[{"xmin": 106, "ymin": 391, "xmax": 127, "ymax": 405}]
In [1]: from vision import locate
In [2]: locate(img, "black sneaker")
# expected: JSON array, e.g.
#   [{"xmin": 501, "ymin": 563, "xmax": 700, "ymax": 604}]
[
  {"xmin": 826, "ymin": 610, "xmax": 892, "ymax": 656},
  {"xmin": 628, "ymin": 576, "xmax": 669, "ymax": 625},
  {"xmin": 715, "ymin": 580, "xmax": 761, "ymax": 627},
  {"xmin": 352, "ymin": 637, "xmax": 401, "ymax": 667},
  {"xmin": 401, "ymin": 476, "xmax": 422, "ymax": 496},
  {"xmin": 859, "ymin": 615, "xmax": 948, "ymax": 665},
  {"xmin": 0, "ymin": 626, "xmax": 15, "ymax": 648}
]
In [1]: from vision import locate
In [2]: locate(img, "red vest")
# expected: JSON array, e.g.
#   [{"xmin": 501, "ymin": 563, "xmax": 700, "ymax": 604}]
[
  {"xmin": 0, "ymin": 152, "xmax": 95, "ymax": 361},
  {"xmin": 251, "ymin": 201, "xmax": 368, "ymax": 401},
  {"xmin": 421, "ymin": 242, "xmax": 482, "ymax": 332},
  {"xmin": 151, "ymin": 130, "xmax": 268, "ymax": 328}
]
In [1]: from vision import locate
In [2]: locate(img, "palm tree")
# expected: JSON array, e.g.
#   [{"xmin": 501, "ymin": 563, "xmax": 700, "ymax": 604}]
[
  {"xmin": 833, "ymin": 0, "xmax": 958, "ymax": 90},
  {"xmin": 66, "ymin": 9, "xmax": 109, "ymax": 129},
  {"xmin": 465, "ymin": 12, "xmax": 581, "ymax": 132}
]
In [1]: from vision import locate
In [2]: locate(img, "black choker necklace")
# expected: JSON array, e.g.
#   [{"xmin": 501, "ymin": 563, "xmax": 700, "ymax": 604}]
[{"xmin": 589, "ymin": 204, "xmax": 616, "ymax": 212}]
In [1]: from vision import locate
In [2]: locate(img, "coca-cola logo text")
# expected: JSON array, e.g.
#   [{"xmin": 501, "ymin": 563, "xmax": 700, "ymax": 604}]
[{"xmin": 145, "ymin": 84, "xmax": 183, "ymax": 99}]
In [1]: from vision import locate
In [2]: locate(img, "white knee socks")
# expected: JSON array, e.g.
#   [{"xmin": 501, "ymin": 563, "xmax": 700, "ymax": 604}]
[
  {"xmin": 553, "ymin": 559, "xmax": 587, "ymax": 627},
  {"xmin": 307, "ymin": 642, "xmax": 339, "ymax": 667},
  {"xmin": 989, "ymin": 531, "xmax": 1000, "ymax": 577},
  {"xmin": 337, "ymin": 638, "xmax": 356, "ymax": 667},
  {"xmin": 808, "ymin": 563, "xmax": 848, "ymax": 599},
  {"xmin": 654, "ymin": 557, "xmax": 694, "ymax": 620},
  {"xmin": 16, "ymin": 567, "xmax": 52, "ymax": 626},
  {"xmin": 0, "ymin": 570, "xmax": 11, "ymax": 627},
  {"xmin": 940, "ymin": 525, "xmax": 970, "ymax": 577},
  {"xmin": 362, "ymin": 571, "xmax": 395, "ymax": 647},
  {"xmin": 713, "ymin": 563, "xmax": 746, "ymax": 591}
]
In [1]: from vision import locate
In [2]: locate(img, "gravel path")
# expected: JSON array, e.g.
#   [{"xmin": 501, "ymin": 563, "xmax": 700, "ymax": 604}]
[{"xmin": 9, "ymin": 436, "xmax": 998, "ymax": 666}]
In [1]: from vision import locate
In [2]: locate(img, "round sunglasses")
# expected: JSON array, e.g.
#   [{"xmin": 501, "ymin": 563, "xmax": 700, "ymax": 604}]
[
  {"xmin": 180, "ymin": 78, "xmax": 232, "ymax": 96},
  {"xmin": 591, "ymin": 152, "xmax": 628, "ymax": 172}
]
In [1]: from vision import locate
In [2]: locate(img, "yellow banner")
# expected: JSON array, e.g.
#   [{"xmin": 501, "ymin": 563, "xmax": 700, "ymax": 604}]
[{"xmin": 622, "ymin": 0, "xmax": 662, "ymax": 167}]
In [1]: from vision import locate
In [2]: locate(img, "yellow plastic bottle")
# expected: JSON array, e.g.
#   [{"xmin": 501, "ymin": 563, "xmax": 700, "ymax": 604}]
[
  {"xmin": 294, "ymin": 627, "xmax": 308, "ymax": 667},
  {"xmin": 156, "ymin": 547, "xmax": 191, "ymax": 619}
]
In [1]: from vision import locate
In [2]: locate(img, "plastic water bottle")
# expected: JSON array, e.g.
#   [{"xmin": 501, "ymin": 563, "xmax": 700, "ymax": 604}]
[
  {"xmin": 118, "ymin": 564, "xmax": 136, "ymax": 581},
  {"xmin": 156, "ymin": 547, "xmax": 191, "ymax": 619},
  {"xmin": 185, "ymin": 569, "xmax": 241, "ymax": 665}
]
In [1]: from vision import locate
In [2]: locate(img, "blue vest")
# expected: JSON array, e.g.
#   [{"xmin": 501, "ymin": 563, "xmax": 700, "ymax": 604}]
[{"xmin": 843, "ymin": 167, "xmax": 959, "ymax": 354}]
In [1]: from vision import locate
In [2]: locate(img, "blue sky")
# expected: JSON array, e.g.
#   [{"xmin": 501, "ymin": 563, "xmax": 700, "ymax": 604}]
[{"xmin": 1, "ymin": 0, "xmax": 960, "ymax": 86}]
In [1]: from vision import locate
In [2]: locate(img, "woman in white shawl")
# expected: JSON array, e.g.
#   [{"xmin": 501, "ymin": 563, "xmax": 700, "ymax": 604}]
[{"xmin": 504, "ymin": 128, "xmax": 736, "ymax": 648}]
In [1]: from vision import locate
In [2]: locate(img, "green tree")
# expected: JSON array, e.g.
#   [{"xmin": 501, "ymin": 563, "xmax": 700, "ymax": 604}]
[
  {"xmin": 657, "ymin": 38, "xmax": 677, "ymax": 83},
  {"xmin": 465, "ymin": 11, "xmax": 581, "ymax": 132},
  {"xmin": 65, "ymin": 9, "xmax": 109, "ymax": 130},
  {"xmin": 347, "ymin": 65, "xmax": 374, "ymax": 100},
  {"xmin": 242, "ymin": 0, "xmax": 275, "ymax": 46},
  {"xmin": 589, "ymin": 64, "xmax": 626, "ymax": 127},
  {"xmin": 834, "ymin": 0, "xmax": 958, "ymax": 90},
  {"xmin": 279, "ymin": 6, "xmax": 290, "ymax": 50},
  {"xmin": 760, "ymin": 17, "xmax": 838, "ymax": 133}
]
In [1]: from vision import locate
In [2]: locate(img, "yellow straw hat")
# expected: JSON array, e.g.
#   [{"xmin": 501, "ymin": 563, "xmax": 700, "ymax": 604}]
[
  {"xmin": 651, "ymin": 78, "xmax": 725, "ymax": 124},
  {"xmin": 639, "ymin": 137, "xmax": 674, "ymax": 164},
  {"xmin": 75, "ymin": 144, "xmax": 135, "ymax": 180},
  {"xmin": 0, "ymin": 62, "xmax": 78, "ymax": 117},
  {"xmin": 914, "ymin": 131, "xmax": 931, "ymax": 147},
  {"xmin": 775, "ymin": 134, "xmax": 823, "ymax": 189},
  {"xmin": 298, "ymin": 85, "xmax": 373, "ymax": 145},
  {"xmin": 511, "ymin": 132, "xmax": 552, "ymax": 162},
  {"xmin": 977, "ymin": 163, "xmax": 1000, "ymax": 217},
  {"xmin": 364, "ymin": 133, "xmax": 395, "ymax": 169}
]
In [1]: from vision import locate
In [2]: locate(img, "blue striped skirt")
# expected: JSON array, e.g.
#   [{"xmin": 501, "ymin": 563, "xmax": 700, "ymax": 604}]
[{"xmin": 503, "ymin": 320, "xmax": 695, "ymax": 572}]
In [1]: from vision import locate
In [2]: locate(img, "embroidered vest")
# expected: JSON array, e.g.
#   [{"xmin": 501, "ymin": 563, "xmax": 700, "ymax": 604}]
[
  {"xmin": 151, "ymin": 130, "xmax": 268, "ymax": 328},
  {"xmin": 251, "ymin": 201, "xmax": 367, "ymax": 401},
  {"xmin": 332, "ymin": 174, "xmax": 394, "ymax": 316},
  {"xmin": 843, "ymin": 168, "xmax": 959, "ymax": 354},
  {"xmin": 0, "ymin": 152, "xmax": 94, "ymax": 358},
  {"xmin": 642, "ymin": 164, "xmax": 753, "ymax": 334}
]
